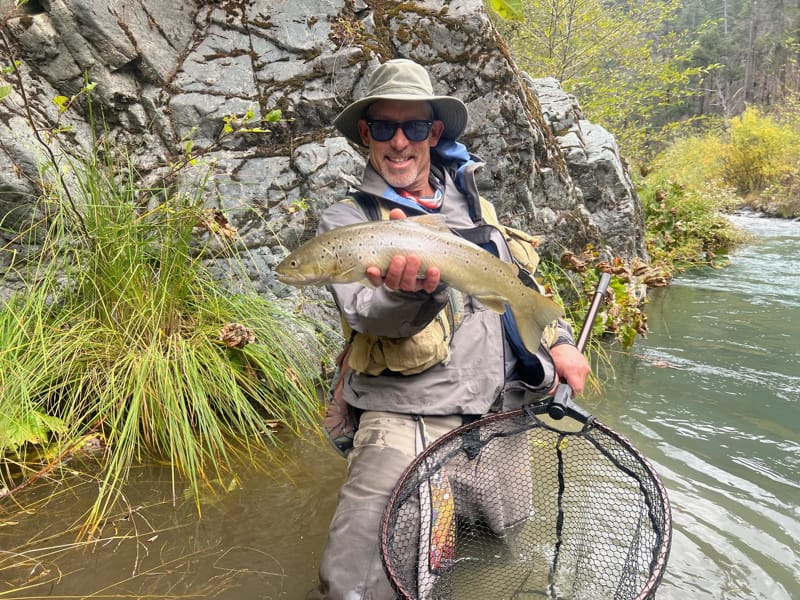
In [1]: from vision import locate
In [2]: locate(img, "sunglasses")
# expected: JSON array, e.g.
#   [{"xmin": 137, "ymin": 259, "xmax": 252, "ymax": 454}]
[{"xmin": 365, "ymin": 119, "xmax": 434, "ymax": 142}]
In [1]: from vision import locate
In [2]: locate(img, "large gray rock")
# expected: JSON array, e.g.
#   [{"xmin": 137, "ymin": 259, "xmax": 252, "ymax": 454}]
[
  {"xmin": 528, "ymin": 77, "xmax": 646, "ymax": 259},
  {"xmin": 0, "ymin": 0, "xmax": 647, "ymax": 304}
]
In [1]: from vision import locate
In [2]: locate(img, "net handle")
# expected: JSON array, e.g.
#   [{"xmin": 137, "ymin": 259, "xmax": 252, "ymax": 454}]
[{"xmin": 547, "ymin": 272, "xmax": 611, "ymax": 420}]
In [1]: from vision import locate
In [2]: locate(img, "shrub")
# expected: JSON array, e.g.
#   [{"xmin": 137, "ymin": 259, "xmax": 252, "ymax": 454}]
[
  {"xmin": 720, "ymin": 106, "xmax": 800, "ymax": 194},
  {"xmin": 638, "ymin": 173, "xmax": 747, "ymax": 270}
]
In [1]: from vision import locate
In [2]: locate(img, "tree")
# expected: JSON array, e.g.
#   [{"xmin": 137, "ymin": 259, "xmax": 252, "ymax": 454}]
[
  {"xmin": 493, "ymin": 0, "xmax": 709, "ymax": 162},
  {"xmin": 678, "ymin": 0, "xmax": 800, "ymax": 117}
]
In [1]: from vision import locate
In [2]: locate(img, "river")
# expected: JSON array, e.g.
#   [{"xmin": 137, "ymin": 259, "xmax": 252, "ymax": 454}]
[
  {"xmin": 596, "ymin": 214, "xmax": 800, "ymax": 600},
  {"xmin": 0, "ymin": 215, "xmax": 798, "ymax": 599}
]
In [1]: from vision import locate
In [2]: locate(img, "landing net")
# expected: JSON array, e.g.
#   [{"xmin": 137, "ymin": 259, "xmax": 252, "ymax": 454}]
[{"xmin": 380, "ymin": 404, "xmax": 671, "ymax": 600}]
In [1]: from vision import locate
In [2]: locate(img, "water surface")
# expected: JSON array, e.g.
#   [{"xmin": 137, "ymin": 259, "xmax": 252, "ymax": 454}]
[{"xmin": 596, "ymin": 215, "xmax": 800, "ymax": 599}]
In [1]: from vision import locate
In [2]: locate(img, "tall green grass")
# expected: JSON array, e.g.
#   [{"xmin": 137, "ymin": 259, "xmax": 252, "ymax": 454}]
[{"xmin": 0, "ymin": 141, "xmax": 331, "ymax": 536}]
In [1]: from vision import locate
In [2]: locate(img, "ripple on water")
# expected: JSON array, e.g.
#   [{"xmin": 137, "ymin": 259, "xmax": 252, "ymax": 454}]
[{"xmin": 601, "ymin": 216, "xmax": 800, "ymax": 599}]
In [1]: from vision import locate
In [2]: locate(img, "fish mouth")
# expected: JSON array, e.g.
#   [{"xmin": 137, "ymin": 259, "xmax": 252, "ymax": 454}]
[
  {"xmin": 275, "ymin": 272, "xmax": 304, "ymax": 284},
  {"xmin": 275, "ymin": 270, "xmax": 321, "ymax": 286}
]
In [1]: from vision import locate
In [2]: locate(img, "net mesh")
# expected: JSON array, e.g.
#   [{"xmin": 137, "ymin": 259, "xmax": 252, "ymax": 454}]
[{"xmin": 381, "ymin": 407, "xmax": 671, "ymax": 600}]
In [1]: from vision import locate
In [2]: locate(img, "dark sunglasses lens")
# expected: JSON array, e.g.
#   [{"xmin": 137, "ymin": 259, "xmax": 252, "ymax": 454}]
[
  {"xmin": 403, "ymin": 120, "xmax": 432, "ymax": 141},
  {"xmin": 368, "ymin": 120, "xmax": 432, "ymax": 142},
  {"xmin": 369, "ymin": 121, "xmax": 397, "ymax": 141}
]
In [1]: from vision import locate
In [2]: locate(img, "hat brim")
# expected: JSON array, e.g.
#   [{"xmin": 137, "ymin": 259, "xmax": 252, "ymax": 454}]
[{"xmin": 334, "ymin": 94, "xmax": 468, "ymax": 147}]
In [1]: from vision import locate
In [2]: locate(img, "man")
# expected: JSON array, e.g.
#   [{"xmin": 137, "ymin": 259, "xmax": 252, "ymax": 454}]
[{"xmin": 308, "ymin": 58, "xmax": 590, "ymax": 599}]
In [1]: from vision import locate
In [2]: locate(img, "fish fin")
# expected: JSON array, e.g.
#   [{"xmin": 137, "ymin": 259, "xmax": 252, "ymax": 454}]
[
  {"xmin": 474, "ymin": 294, "xmax": 511, "ymax": 314},
  {"xmin": 507, "ymin": 292, "xmax": 564, "ymax": 353},
  {"xmin": 406, "ymin": 213, "xmax": 451, "ymax": 232}
]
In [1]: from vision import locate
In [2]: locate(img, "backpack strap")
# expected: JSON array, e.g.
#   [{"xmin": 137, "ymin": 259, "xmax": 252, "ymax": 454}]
[{"xmin": 344, "ymin": 190, "xmax": 383, "ymax": 221}]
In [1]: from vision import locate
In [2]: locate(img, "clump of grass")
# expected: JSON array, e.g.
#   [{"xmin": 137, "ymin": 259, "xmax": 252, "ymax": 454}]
[{"xmin": 0, "ymin": 140, "xmax": 331, "ymax": 536}]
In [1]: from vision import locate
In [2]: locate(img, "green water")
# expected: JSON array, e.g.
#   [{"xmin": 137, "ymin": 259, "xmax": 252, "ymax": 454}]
[
  {"xmin": 597, "ymin": 215, "xmax": 800, "ymax": 599},
  {"xmin": 1, "ymin": 215, "xmax": 798, "ymax": 599}
]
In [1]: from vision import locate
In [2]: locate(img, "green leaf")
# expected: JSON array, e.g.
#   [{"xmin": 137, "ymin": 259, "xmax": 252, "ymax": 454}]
[
  {"xmin": 489, "ymin": 0, "xmax": 523, "ymax": 21},
  {"xmin": 264, "ymin": 109, "xmax": 282, "ymax": 123},
  {"xmin": 0, "ymin": 84, "xmax": 12, "ymax": 101},
  {"xmin": 0, "ymin": 412, "xmax": 65, "ymax": 450},
  {"xmin": 53, "ymin": 95, "xmax": 70, "ymax": 112}
]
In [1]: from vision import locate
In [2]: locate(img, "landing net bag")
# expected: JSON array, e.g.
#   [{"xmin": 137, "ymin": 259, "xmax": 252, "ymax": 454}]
[{"xmin": 380, "ymin": 406, "xmax": 672, "ymax": 600}]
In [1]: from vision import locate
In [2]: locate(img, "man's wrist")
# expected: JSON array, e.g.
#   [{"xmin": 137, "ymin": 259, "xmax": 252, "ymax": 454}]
[{"xmin": 549, "ymin": 319, "xmax": 576, "ymax": 348}]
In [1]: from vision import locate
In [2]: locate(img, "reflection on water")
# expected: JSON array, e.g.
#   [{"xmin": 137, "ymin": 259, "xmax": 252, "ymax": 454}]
[
  {"xmin": 597, "ymin": 216, "xmax": 800, "ymax": 600},
  {"xmin": 1, "ymin": 215, "xmax": 798, "ymax": 599},
  {"xmin": 0, "ymin": 435, "xmax": 346, "ymax": 598}
]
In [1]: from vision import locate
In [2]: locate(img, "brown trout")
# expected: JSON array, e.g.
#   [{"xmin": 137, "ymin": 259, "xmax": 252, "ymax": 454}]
[{"xmin": 275, "ymin": 215, "xmax": 563, "ymax": 352}]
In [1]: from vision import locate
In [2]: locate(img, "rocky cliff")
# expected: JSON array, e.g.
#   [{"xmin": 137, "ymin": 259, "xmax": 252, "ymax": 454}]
[{"xmin": 0, "ymin": 0, "xmax": 647, "ymax": 302}]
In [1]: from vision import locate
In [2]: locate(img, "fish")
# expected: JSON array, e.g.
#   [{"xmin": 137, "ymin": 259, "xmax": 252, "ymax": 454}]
[{"xmin": 275, "ymin": 214, "xmax": 563, "ymax": 352}]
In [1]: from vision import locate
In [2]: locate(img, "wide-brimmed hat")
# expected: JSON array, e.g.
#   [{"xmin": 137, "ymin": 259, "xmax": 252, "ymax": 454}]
[{"xmin": 334, "ymin": 59, "xmax": 468, "ymax": 147}]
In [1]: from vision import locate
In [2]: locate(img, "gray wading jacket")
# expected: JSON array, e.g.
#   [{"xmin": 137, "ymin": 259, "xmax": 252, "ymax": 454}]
[{"xmin": 318, "ymin": 142, "xmax": 559, "ymax": 416}]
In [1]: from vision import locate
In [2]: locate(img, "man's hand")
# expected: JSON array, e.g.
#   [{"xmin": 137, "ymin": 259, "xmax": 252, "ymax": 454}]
[
  {"xmin": 365, "ymin": 209, "xmax": 441, "ymax": 293},
  {"xmin": 550, "ymin": 343, "xmax": 591, "ymax": 395}
]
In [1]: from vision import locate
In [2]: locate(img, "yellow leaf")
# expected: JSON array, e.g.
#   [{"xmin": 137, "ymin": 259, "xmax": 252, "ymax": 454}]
[
  {"xmin": 53, "ymin": 95, "xmax": 69, "ymax": 112},
  {"xmin": 489, "ymin": 0, "xmax": 523, "ymax": 21}
]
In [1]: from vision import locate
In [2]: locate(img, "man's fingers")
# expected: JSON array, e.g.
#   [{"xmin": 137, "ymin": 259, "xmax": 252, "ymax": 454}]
[
  {"xmin": 365, "ymin": 255, "xmax": 441, "ymax": 293},
  {"xmin": 401, "ymin": 255, "xmax": 422, "ymax": 289},
  {"xmin": 382, "ymin": 255, "xmax": 407, "ymax": 290},
  {"xmin": 365, "ymin": 265, "xmax": 384, "ymax": 287}
]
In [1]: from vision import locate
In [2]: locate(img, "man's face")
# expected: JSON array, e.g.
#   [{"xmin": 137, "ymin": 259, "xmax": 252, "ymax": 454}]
[{"xmin": 357, "ymin": 100, "xmax": 444, "ymax": 196}]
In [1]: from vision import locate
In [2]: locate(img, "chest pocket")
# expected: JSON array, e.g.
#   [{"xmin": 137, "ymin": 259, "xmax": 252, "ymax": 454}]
[{"xmin": 346, "ymin": 289, "xmax": 464, "ymax": 376}]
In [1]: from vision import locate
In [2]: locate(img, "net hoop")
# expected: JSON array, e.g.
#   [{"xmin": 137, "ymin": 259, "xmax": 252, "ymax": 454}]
[{"xmin": 380, "ymin": 406, "xmax": 672, "ymax": 600}]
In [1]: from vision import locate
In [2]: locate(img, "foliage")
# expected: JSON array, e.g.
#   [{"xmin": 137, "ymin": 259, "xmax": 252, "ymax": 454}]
[
  {"xmin": 492, "ymin": 0, "xmax": 711, "ymax": 163},
  {"xmin": 719, "ymin": 106, "xmax": 800, "ymax": 195},
  {"xmin": 487, "ymin": 0, "xmax": 524, "ymax": 20},
  {"xmin": 637, "ymin": 171, "xmax": 747, "ymax": 271},
  {"xmin": 540, "ymin": 259, "xmax": 653, "ymax": 351},
  {"xmin": 643, "ymin": 105, "xmax": 800, "ymax": 224},
  {"xmin": 0, "ymin": 293, "xmax": 69, "ymax": 455},
  {"xmin": 642, "ymin": 131, "xmax": 728, "ymax": 191},
  {"xmin": 0, "ymin": 103, "xmax": 329, "ymax": 536}
]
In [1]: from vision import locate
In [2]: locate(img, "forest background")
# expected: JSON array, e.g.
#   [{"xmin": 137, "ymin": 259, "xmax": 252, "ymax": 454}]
[{"xmin": 493, "ymin": 0, "xmax": 800, "ymax": 262}]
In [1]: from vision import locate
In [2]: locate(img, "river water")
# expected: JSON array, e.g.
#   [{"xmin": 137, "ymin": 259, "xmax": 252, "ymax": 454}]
[
  {"xmin": 1, "ymin": 215, "xmax": 798, "ymax": 599},
  {"xmin": 596, "ymin": 214, "xmax": 800, "ymax": 600}
]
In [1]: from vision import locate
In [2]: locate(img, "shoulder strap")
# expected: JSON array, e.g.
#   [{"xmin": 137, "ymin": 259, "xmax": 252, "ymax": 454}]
[
  {"xmin": 346, "ymin": 191, "xmax": 382, "ymax": 221},
  {"xmin": 478, "ymin": 196, "xmax": 499, "ymax": 227}
]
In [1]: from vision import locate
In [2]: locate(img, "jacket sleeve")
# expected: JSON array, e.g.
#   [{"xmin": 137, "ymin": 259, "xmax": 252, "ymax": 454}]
[
  {"xmin": 317, "ymin": 200, "xmax": 450, "ymax": 339},
  {"xmin": 551, "ymin": 318, "xmax": 577, "ymax": 348}
]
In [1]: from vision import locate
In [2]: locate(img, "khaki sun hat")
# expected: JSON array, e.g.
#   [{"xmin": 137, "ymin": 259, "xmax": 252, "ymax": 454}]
[{"xmin": 334, "ymin": 58, "xmax": 468, "ymax": 147}]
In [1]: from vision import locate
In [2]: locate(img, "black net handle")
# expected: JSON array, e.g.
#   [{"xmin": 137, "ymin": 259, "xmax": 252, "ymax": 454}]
[{"xmin": 547, "ymin": 272, "xmax": 612, "ymax": 420}]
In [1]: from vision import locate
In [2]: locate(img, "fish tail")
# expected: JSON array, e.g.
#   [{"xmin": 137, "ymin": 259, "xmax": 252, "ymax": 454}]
[{"xmin": 508, "ymin": 292, "xmax": 563, "ymax": 353}]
